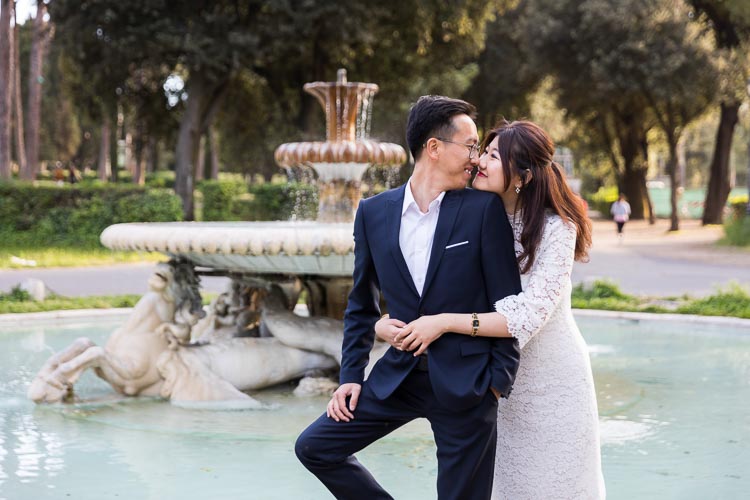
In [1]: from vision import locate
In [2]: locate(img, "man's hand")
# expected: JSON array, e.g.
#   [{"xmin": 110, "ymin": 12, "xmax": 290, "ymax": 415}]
[
  {"xmin": 374, "ymin": 316, "xmax": 407, "ymax": 349},
  {"xmin": 490, "ymin": 387, "xmax": 501, "ymax": 400},
  {"xmin": 394, "ymin": 314, "xmax": 447, "ymax": 356},
  {"xmin": 327, "ymin": 383, "xmax": 362, "ymax": 422}
]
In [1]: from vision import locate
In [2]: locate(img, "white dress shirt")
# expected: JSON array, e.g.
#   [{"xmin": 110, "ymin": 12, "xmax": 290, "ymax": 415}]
[{"xmin": 399, "ymin": 179, "xmax": 445, "ymax": 296}]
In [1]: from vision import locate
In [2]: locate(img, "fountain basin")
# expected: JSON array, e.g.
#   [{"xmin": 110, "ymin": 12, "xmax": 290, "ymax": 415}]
[
  {"xmin": 101, "ymin": 221, "xmax": 355, "ymax": 276},
  {"xmin": 1, "ymin": 313, "xmax": 748, "ymax": 498}
]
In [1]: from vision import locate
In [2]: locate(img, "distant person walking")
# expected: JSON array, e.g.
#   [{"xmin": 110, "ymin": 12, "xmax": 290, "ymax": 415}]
[{"xmin": 611, "ymin": 194, "xmax": 631, "ymax": 241}]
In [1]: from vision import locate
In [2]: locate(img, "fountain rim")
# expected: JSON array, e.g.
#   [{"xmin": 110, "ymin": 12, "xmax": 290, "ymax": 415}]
[
  {"xmin": 303, "ymin": 81, "xmax": 379, "ymax": 91},
  {"xmin": 99, "ymin": 221, "xmax": 357, "ymax": 257}
]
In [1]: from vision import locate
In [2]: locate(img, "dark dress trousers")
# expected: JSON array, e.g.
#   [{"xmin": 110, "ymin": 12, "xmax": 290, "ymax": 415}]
[{"xmin": 296, "ymin": 185, "xmax": 522, "ymax": 500}]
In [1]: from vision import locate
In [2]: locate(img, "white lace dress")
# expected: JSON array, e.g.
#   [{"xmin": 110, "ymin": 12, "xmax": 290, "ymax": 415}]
[{"xmin": 492, "ymin": 213, "xmax": 605, "ymax": 500}]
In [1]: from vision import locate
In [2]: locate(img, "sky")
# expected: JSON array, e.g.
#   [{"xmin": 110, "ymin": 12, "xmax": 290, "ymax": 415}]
[{"xmin": 10, "ymin": 0, "xmax": 37, "ymax": 25}]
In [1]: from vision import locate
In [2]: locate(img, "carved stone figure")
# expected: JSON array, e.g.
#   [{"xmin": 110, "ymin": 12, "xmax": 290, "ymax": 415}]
[{"xmin": 28, "ymin": 261, "xmax": 384, "ymax": 406}]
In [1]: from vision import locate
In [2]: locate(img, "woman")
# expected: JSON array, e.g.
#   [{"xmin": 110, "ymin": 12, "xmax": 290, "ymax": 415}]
[
  {"xmin": 376, "ymin": 120, "xmax": 605, "ymax": 499},
  {"xmin": 611, "ymin": 193, "xmax": 631, "ymax": 241}
]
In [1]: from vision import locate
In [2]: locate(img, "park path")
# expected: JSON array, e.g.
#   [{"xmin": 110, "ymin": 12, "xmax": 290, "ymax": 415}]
[
  {"xmin": 572, "ymin": 219, "xmax": 749, "ymax": 297},
  {"xmin": 0, "ymin": 219, "xmax": 748, "ymax": 298}
]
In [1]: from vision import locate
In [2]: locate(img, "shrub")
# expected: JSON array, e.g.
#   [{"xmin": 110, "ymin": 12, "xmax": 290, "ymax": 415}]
[
  {"xmin": 572, "ymin": 280, "xmax": 631, "ymax": 300},
  {"xmin": 677, "ymin": 284, "xmax": 750, "ymax": 319},
  {"xmin": 0, "ymin": 181, "xmax": 182, "ymax": 248},
  {"xmin": 246, "ymin": 182, "xmax": 318, "ymax": 221},
  {"xmin": 0, "ymin": 286, "xmax": 31, "ymax": 303},
  {"xmin": 199, "ymin": 179, "xmax": 318, "ymax": 221},
  {"xmin": 585, "ymin": 186, "xmax": 619, "ymax": 218},
  {"xmin": 728, "ymin": 194, "xmax": 748, "ymax": 219},
  {"xmin": 145, "ymin": 170, "xmax": 176, "ymax": 189},
  {"xmin": 571, "ymin": 280, "xmax": 640, "ymax": 311},
  {"xmin": 198, "ymin": 176, "xmax": 249, "ymax": 221},
  {"xmin": 722, "ymin": 195, "xmax": 750, "ymax": 246},
  {"xmin": 722, "ymin": 215, "xmax": 750, "ymax": 247}
]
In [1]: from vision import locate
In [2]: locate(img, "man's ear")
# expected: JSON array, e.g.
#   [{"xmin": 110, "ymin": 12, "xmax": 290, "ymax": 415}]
[{"xmin": 423, "ymin": 137, "xmax": 441, "ymax": 160}]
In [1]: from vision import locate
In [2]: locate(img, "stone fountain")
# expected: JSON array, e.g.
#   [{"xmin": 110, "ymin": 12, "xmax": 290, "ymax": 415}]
[{"xmin": 28, "ymin": 70, "xmax": 406, "ymax": 406}]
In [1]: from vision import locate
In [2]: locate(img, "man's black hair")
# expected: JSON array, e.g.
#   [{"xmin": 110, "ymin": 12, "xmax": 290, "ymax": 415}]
[{"xmin": 405, "ymin": 95, "xmax": 477, "ymax": 161}]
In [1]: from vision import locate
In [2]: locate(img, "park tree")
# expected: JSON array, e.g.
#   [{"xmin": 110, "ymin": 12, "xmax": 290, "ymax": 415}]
[
  {"xmin": 516, "ymin": 0, "xmax": 718, "ymax": 223},
  {"xmin": 464, "ymin": 2, "xmax": 543, "ymax": 132},
  {"xmin": 51, "ymin": 0, "xmax": 508, "ymax": 215},
  {"xmin": 219, "ymin": 0, "xmax": 500, "ymax": 180},
  {"xmin": 12, "ymin": 1, "xmax": 25, "ymax": 176},
  {"xmin": 51, "ymin": 0, "xmax": 267, "ymax": 218},
  {"xmin": 520, "ymin": 0, "xmax": 660, "ymax": 220},
  {"xmin": 689, "ymin": 0, "xmax": 750, "ymax": 224},
  {"xmin": 22, "ymin": 0, "xmax": 53, "ymax": 180},
  {"xmin": 636, "ymin": 2, "xmax": 717, "ymax": 231},
  {"xmin": 0, "ymin": 0, "xmax": 12, "ymax": 179}
]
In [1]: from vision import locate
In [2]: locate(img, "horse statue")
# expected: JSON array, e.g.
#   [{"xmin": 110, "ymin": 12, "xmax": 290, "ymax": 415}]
[{"xmin": 28, "ymin": 260, "xmax": 386, "ymax": 406}]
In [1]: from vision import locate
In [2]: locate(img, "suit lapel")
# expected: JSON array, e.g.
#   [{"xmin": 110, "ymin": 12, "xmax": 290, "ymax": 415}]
[
  {"xmin": 386, "ymin": 186, "xmax": 419, "ymax": 298},
  {"xmin": 420, "ymin": 189, "xmax": 463, "ymax": 301}
]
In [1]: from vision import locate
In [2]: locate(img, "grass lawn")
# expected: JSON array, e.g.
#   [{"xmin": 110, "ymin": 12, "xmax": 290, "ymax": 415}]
[
  {"xmin": 0, "ymin": 292, "xmax": 142, "ymax": 314},
  {"xmin": 0, "ymin": 288, "xmax": 216, "ymax": 314},
  {"xmin": 1, "ymin": 280, "xmax": 748, "ymax": 319},
  {"xmin": 571, "ymin": 281, "xmax": 750, "ymax": 319},
  {"xmin": 0, "ymin": 247, "xmax": 166, "ymax": 269}
]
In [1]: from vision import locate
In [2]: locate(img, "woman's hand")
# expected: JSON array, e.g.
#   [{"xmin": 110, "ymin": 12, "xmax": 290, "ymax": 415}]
[
  {"xmin": 395, "ymin": 314, "xmax": 447, "ymax": 356},
  {"xmin": 375, "ymin": 314, "xmax": 407, "ymax": 349}
]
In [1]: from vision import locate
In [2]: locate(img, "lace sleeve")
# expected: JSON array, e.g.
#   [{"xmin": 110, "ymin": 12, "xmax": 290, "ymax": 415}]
[{"xmin": 495, "ymin": 216, "xmax": 576, "ymax": 349}]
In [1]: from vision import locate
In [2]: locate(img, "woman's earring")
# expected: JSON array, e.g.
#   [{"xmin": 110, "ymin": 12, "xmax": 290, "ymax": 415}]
[{"xmin": 515, "ymin": 185, "xmax": 521, "ymax": 194}]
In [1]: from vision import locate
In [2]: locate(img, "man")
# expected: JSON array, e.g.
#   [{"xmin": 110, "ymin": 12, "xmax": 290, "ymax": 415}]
[{"xmin": 295, "ymin": 96, "xmax": 522, "ymax": 500}]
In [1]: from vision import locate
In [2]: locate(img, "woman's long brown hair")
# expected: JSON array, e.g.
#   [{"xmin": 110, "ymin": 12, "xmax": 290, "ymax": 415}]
[{"xmin": 482, "ymin": 120, "xmax": 591, "ymax": 274}]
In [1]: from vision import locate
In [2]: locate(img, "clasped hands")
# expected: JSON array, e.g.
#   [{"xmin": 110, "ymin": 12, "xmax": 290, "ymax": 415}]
[
  {"xmin": 375, "ymin": 314, "xmax": 446, "ymax": 356},
  {"xmin": 326, "ymin": 315, "xmax": 446, "ymax": 422}
]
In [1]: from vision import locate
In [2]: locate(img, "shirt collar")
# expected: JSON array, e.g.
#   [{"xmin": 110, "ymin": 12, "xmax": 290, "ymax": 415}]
[{"xmin": 402, "ymin": 178, "xmax": 446, "ymax": 216}]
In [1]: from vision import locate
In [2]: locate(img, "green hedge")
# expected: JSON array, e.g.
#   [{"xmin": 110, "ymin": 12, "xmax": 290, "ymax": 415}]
[
  {"xmin": 722, "ymin": 194, "xmax": 749, "ymax": 246},
  {"xmin": 0, "ymin": 181, "xmax": 182, "ymax": 247},
  {"xmin": 198, "ymin": 176, "xmax": 249, "ymax": 221},
  {"xmin": 585, "ymin": 186, "xmax": 619, "ymax": 217},
  {"xmin": 199, "ymin": 178, "xmax": 318, "ymax": 221}
]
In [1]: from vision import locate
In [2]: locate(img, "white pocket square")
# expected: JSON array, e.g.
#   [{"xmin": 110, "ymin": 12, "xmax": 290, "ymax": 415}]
[{"xmin": 445, "ymin": 240, "xmax": 469, "ymax": 249}]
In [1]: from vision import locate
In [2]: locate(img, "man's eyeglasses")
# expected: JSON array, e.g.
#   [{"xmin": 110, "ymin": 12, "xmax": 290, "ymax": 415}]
[{"xmin": 435, "ymin": 138, "xmax": 481, "ymax": 159}]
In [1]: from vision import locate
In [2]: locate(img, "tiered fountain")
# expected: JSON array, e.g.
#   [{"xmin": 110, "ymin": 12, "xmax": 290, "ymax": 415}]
[
  {"xmin": 28, "ymin": 70, "xmax": 406, "ymax": 406},
  {"xmin": 276, "ymin": 69, "xmax": 405, "ymax": 223},
  {"xmin": 99, "ymin": 69, "xmax": 405, "ymax": 319}
]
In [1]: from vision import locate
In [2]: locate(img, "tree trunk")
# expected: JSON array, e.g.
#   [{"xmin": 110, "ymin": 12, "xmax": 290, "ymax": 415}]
[
  {"xmin": 23, "ymin": 1, "xmax": 53, "ymax": 180},
  {"xmin": 175, "ymin": 78, "xmax": 205, "ymax": 220},
  {"xmin": 145, "ymin": 136, "xmax": 156, "ymax": 173},
  {"xmin": 617, "ymin": 118, "xmax": 652, "ymax": 221},
  {"xmin": 109, "ymin": 104, "xmax": 119, "ymax": 181},
  {"xmin": 174, "ymin": 75, "xmax": 229, "ymax": 220},
  {"xmin": 209, "ymin": 126, "xmax": 220, "ymax": 179},
  {"xmin": 124, "ymin": 131, "xmax": 135, "ymax": 175},
  {"xmin": 12, "ymin": 3, "xmax": 25, "ymax": 176},
  {"xmin": 97, "ymin": 119, "xmax": 111, "ymax": 181},
  {"xmin": 194, "ymin": 133, "xmax": 205, "ymax": 182},
  {"xmin": 132, "ymin": 125, "xmax": 145, "ymax": 185},
  {"xmin": 667, "ymin": 138, "xmax": 679, "ymax": 231},
  {"xmin": 702, "ymin": 102, "xmax": 739, "ymax": 224},
  {"xmin": 621, "ymin": 168, "xmax": 649, "ymax": 219},
  {"xmin": 0, "ymin": 0, "xmax": 12, "ymax": 179}
]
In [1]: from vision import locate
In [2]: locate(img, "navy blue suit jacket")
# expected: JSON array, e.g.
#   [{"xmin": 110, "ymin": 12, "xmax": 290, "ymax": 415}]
[{"xmin": 340, "ymin": 185, "xmax": 523, "ymax": 410}]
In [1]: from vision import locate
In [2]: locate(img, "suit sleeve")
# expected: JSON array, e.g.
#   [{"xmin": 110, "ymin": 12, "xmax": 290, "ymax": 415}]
[
  {"xmin": 480, "ymin": 195, "xmax": 523, "ymax": 395},
  {"xmin": 339, "ymin": 200, "xmax": 381, "ymax": 385}
]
